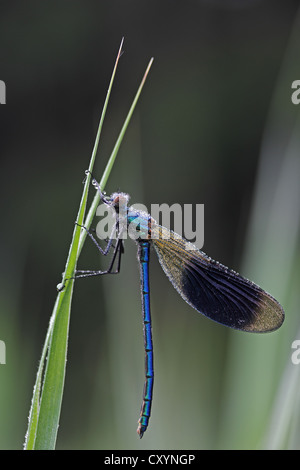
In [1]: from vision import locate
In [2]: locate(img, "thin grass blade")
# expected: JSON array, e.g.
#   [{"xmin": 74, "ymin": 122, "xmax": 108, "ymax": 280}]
[{"xmin": 24, "ymin": 39, "xmax": 125, "ymax": 450}]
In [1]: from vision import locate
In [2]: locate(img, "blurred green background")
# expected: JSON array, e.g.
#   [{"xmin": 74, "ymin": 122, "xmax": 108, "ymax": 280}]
[{"xmin": 0, "ymin": 0, "xmax": 300, "ymax": 450}]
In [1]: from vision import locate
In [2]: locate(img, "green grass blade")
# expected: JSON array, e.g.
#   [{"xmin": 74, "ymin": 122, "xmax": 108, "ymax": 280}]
[
  {"xmin": 24, "ymin": 39, "xmax": 125, "ymax": 450},
  {"xmin": 24, "ymin": 302, "xmax": 55, "ymax": 449},
  {"xmin": 78, "ymin": 57, "xmax": 154, "ymax": 254},
  {"xmin": 33, "ymin": 282, "xmax": 74, "ymax": 449},
  {"xmin": 88, "ymin": 38, "xmax": 125, "ymax": 178},
  {"xmin": 24, "ymin": 44, "xmax": 153, "ymax": 450}
]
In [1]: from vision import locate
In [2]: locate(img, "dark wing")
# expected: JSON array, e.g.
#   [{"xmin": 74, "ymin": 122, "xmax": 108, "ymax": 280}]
[{"xmin": 152, "ymin": 236, "xmax": 284, "ymax": 333}]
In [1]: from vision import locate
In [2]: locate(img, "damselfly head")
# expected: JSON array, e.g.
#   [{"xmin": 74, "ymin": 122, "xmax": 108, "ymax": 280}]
[{"xmin": 108, "ymin": 192, "xmax": 130, "ymax": 211}]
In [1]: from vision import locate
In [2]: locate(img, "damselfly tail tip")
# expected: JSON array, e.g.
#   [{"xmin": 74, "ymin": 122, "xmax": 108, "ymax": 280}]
[{"xmin": 137, "ymin": 426, "xmax": 144, "ymax": 439}]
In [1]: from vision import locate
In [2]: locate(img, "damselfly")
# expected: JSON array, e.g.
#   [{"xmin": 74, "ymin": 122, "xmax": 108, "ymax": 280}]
[{"xmin": 64, "ymin": 174, "xmax": 285, "ymax": 438}]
